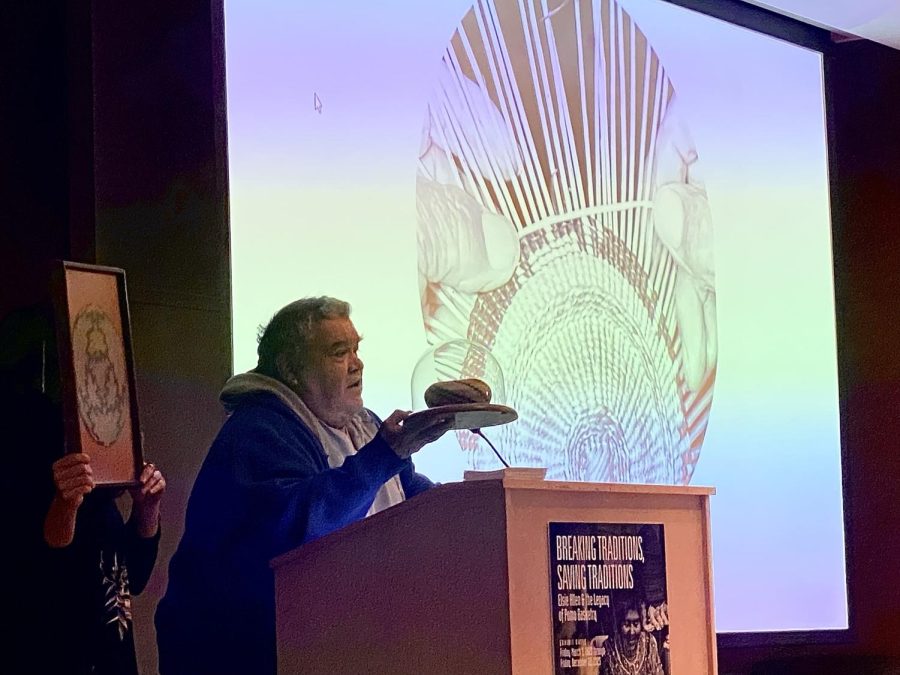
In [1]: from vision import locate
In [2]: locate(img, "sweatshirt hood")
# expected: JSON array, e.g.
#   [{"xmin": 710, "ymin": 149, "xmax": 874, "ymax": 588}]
[{"xmin": 220, "ymin": 370, "xmax": 377, "ymax": 439}]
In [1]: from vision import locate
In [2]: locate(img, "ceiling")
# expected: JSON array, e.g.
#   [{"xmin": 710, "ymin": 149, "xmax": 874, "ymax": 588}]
[{"xmin": 741, "ymin": 0, "xmax": 900, "ymax": 49}]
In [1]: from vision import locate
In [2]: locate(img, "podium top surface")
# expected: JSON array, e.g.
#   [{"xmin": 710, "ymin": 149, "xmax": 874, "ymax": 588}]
[
  {"xmin": 464, "ymin": 470, "xmax": 715, "ymax": 496},
  {"xmin": 501, "ymin": 478, "xmax": 714, "ymax": 496}
]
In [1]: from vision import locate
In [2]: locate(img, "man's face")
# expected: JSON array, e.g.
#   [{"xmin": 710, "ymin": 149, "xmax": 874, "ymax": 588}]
[{"xmin": 295, "ymin": 317, "xmax": 364, "ymax": 426}]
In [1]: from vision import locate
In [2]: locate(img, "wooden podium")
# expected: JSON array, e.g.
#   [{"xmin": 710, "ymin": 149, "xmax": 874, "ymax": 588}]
[{"xmin": 272, "ymin": 473, "xmax": 717, "ymax": 674}]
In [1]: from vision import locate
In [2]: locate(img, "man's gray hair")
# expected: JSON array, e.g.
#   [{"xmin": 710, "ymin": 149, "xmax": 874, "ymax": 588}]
[{"xmin": 256, "ymin": 296, "xmax": 351, "ymax": 379}]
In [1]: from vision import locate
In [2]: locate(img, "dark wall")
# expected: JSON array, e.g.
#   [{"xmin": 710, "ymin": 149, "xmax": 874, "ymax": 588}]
[
  {"xmin": 2, "ymin": 1, "xmax": 899, "ymax": 673},
  {"xmin": 0, "ymin": 2, "xmax": 72, "ymax": 305},
  {"xmin": 830, "ymin": 41, "xmax": 900, "ymax": 659},
  {"xmin": 1, "ymin": 2, "xmax": 231, "ymax": 673},
  {"xmin": 90, "ymin": 2, "xmax": 231, "ymax": 672}
]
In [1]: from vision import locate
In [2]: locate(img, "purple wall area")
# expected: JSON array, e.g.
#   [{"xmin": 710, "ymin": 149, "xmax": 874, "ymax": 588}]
[{"xmin": 1, "ymin": 1, "xmax": 898, "ymax": 673}]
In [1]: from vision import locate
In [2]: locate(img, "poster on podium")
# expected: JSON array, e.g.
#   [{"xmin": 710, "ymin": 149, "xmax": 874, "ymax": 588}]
[{"xmin": 549, "ymin": 522, "xmax": 670, "ymax": 675}]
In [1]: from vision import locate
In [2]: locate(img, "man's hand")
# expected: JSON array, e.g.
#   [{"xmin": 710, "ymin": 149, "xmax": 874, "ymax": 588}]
[
  {"xmin": 379, "ymin": 409, "xmax": 453, "ymax": 459},
  {"xmin": 51, "ymin": 453, "xmax": 94, "ymax": 508},
  {"xmin": 130, "ymin": 462, "xmax": 166, "ymax": 538}
]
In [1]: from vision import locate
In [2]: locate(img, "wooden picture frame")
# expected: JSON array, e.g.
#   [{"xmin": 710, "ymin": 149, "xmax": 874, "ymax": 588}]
[{"xmin": 52, "ymin": 261, "xmax": 143, "ymax": 487}]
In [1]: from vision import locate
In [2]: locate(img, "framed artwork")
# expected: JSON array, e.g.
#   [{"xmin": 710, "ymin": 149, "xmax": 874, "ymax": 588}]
[{"xmin": 53, "ymin": 261, "xmax": 143, "ymax": 487}]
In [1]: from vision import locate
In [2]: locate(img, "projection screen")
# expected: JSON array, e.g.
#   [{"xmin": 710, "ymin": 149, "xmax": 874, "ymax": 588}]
[{"xmin": 226, "ymin": 0, "xmax": 847, "ymax": 633}]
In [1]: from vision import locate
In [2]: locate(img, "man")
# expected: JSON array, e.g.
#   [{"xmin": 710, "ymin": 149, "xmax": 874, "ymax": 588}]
[{"xmin": 156, "ymin": 297, "xmax": 450, "ymax": 674}]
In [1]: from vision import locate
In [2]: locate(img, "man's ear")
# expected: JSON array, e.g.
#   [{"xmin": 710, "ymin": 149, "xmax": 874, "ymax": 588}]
[{"xmin": 275, "ymin": 353, "xmax": 297, "ymax": 386}]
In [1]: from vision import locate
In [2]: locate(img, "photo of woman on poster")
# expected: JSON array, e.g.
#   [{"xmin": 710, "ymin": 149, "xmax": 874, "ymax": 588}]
[{"xmin": 600, "ymin": 600, "xmax": 665, "ymax": 675}]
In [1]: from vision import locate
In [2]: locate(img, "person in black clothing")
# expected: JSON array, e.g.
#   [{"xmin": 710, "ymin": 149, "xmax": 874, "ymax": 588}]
[
  {"xmin": 0, "ymin": 304, "xmax": 166, "ymax": 674},
  {"xmin": 43, "ymin": 451, "xmax": 166, "ymax": 675}
]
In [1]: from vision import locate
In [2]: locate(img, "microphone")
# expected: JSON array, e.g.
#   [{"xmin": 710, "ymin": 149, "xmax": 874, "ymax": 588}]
[{"xmin": 473, "ymin": 428, "xmax": 509, "ymax": 468}]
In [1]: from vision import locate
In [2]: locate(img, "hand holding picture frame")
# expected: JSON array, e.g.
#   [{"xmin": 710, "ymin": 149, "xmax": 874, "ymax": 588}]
[{"xmin": 52, "ymin": 261, "xmax": 143, "ymax": 487}]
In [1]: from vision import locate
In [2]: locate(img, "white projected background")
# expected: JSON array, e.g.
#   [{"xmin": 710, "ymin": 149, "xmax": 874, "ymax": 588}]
[{"xmin": 227, "ymin": 0, "xmax": 846, "ymax": 633}]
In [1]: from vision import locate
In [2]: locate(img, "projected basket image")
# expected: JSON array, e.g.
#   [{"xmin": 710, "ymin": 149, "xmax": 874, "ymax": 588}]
[{"xmin": 416, "ymin": 0, "xmax": 717, "ymax": 484}]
